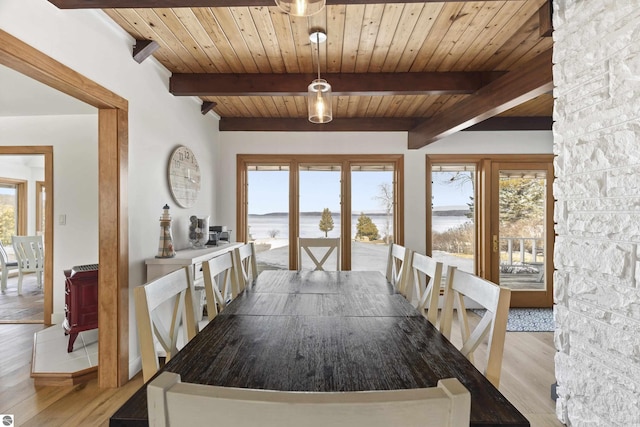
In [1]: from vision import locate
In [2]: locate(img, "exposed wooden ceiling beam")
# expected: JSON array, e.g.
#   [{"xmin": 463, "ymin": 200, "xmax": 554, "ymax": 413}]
[
  {"xmin": 463, "ymin": 116, "xmax": 552, "ymax": 131},
  {"xmin": 219, "ymin": 117, "xmax": 419, "ymax": 132},
  {"xmin": 407, "ymin": 49, "xmax": 553, "ymax": 149},
  {"xmin": 219, "ymin": 116, "xmax": 552, "ymax": 132},
  {"xmin": 171, "ymin": 72, "xmax": 502, "ymax": 97},
  {"xmin": 132, "ymin": 40, "xmax": 159, "ymax": 64},
  {"xmin": 49, "ymin": 0, "xmax": 519, "ymax": 8},
  {"xmin": 539, "ymin": 0, "xmax": 553, "ymax": 37},
  {"xmin": 201, "ymin": 101, "xmax": 217, "ymax": 115}
]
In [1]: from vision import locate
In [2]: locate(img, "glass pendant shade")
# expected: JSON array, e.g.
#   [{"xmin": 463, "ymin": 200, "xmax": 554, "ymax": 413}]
[
  {"xmin": 308, "ymin": 78, "xmax": 332, "ymax": 124},
  {"xmin": 275, "ymin": 0, "xmax": 325, "ymax": 16}
]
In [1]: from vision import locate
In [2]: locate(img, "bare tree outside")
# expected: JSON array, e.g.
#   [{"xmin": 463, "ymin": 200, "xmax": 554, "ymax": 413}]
[{"xmin": 374, "ymin": 183, "xmax": 393, "ymax": 243}]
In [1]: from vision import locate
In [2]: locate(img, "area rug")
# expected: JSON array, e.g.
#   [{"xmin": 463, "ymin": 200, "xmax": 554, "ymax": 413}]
[{"xmin": 470, "ymin": 308, "xmax": 554, "ymax": 332}]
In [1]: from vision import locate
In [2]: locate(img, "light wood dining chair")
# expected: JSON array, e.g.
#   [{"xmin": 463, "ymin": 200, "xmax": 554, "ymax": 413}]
[
  {"xmin": 134, "ymin": 267, "xmax": 197, "ymax": 383},
  {"xmin": 233, "ymin": 242, "xmax": 257, "ymax": 295},
  {"xmin": 298, "ymin": 237, "xmax": 340, "ymax": 271},
  {"xmin": 0, "ymin": 240, "xmax": 19, "ymax": 293},
  {"xmin": 409, "ymin": 252, "xmax": 444, "ymax": 327},
  {"xmin": 147, "ymin": 371, "xmax": 470, "ymax": 427},
  {"xmin": 385, "ymin": 242, "xmax": 411, "ymax": 297},
  {"xmin": 201, "ymin": 251, "xmax": 238, "ymax": 326},
  {"xmin": 12, "ymin": 235, "xmax": 44, "ymax": 295},
  {"xmin": 440, "ymin": 266, "xmax": 511, "ymax": 388}
]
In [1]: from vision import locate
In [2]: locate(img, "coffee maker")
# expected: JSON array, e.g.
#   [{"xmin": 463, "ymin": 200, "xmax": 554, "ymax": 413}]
[{"xmin": 206, "ymin": 225, "xmax": 230, "ymax": 246}]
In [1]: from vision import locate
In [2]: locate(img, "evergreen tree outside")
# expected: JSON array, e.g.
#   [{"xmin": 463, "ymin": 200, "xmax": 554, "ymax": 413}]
[
  {"xmin": 356, "ymin": 212, "xmax": 379, "ymax": 241},
  {"xmin": 318, "ymin": 208, "xmax": 334, "ymax": 237},
  {"xmin": 0, "ymin": 204, "xmax": 15, "ymax": 246}
]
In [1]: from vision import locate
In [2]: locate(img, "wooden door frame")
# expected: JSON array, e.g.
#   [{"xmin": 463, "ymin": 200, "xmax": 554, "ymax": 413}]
[
  {"xmin": 490, "ymin": 160, "xmax": 555, "ymax": 307},
  {"xmin": 36, "ymin": 180, "xmax": 45, "ymax": 235},
  {"xmin": 0, "ymin": 29, "xmax": 129, "ymax": 387},
  {"xmin": 237, "ymin": 154, "xmax": 404, "ymax": 270},
  {"xmin": 426, "ymin": 154, "xmax": 554, "ymax": 307}
]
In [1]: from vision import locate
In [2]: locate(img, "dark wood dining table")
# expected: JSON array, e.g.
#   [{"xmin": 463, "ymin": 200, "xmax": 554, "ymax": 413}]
[{"xmin": 110, "ymin": 270, "xmax": 529, "ymax": 427}]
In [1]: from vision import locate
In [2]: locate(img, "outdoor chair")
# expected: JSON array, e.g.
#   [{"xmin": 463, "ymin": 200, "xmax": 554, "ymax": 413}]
[{"xmin": 147, "ymin": 371, "xmax": 470, "ymax": 427}]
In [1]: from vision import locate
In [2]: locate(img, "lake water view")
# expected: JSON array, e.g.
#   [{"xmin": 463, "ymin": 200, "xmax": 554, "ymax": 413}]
[{"xmin": 248, "ymin": 212, "xmax": 470, "ymax": 240}]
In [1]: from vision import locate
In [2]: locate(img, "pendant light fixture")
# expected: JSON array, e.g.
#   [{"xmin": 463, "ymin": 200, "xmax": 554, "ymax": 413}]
[
  {"xmin": 275, "ymin": 0, "xmax": 325, "ymax": 17},
  {"xmin": 308, "ymin": 30, "xmax": 332, "ymax": 124}
]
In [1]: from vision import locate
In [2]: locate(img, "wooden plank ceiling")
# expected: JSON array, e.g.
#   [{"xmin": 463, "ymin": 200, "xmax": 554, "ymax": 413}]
[{"xmin": 49, "ymin": 0, "xmax": 554, "ymax": 148}]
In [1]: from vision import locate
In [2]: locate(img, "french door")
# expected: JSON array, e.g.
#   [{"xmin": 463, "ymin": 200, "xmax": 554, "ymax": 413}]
[
  {"xmin": 427, "ymin": 155, "xmax": 554, "ymax": 308},
  {"xmin": 237, "ymin": 155, "xmax": 403, "ymax": 271},
  {"xmin": 489, "ymin": 161, "xmax": 554, "ymax": 307}
]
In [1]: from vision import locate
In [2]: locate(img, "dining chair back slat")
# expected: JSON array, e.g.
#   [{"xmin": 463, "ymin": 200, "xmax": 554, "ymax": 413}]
[
  {"xmin": 0, "ymin": 240, "xmax": 19, "ymax": 293},
  {"xmin": 12, "ymin": 235, "xmax": 44, "ymax": 295},
  {"xmin": 440, "ymin": 266, "xmax": 511, "ymax": 388},
  {"xmin": 233, "ymin": 242, "xmax": 257, "ymax": 295},
  {"xmin": 201, "ymin": 252, "xmax": 238, "ymax": 325},
  {"xmin": 147, "ymin": 372, "xmax": 470, "ymax": 427},
  {"xmin": 134, "ymin": 267, "xmax": 197, "ymax": 383},
  {"xmin": 385, "ymin": 243, "xmax": 411, "ymax": 297},
  {"xmin": 298, "ymin": 238, "xmax": 340, "ymax": 271},
  {"xmin": 409, "ymin": 252, "xmax": 444, "ymax": 327}
]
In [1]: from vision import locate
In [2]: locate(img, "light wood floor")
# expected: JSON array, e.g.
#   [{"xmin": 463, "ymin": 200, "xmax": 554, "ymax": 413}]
[
  {"xmin": 0, "ymin": 322, "xmax": 564, "ymax": 426},
  {"xmin": 0, "ymin": 274, "xmax": 44, "ymax": 323}
]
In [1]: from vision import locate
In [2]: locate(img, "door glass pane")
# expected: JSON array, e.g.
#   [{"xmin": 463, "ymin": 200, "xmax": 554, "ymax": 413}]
[
  {"xmin": 299, "ymin": 165, "xmax": 341, "ymax": 270},
  {"xmin": 0, "ymin": 182, "xmax": 18, "ymax": 256},
  {"xmin": 498, "ymin": 170, "xmax": 546, "ymax": 291},
  {"xmin": 247, "ymin": 166, "xmax": 289, "ymax": 272},
  {"xmin": 351, "ymin": 166, "xmax": 394, "ymax": 274},
  {"xmin": 430, "ymin": 165, "xmax": 476, "ymax": 280}
]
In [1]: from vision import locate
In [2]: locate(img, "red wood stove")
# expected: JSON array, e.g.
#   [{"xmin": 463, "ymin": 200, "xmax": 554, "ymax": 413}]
[{"xmin": 62, "ymin": 264, "xmax": 99, "ymax": 352}]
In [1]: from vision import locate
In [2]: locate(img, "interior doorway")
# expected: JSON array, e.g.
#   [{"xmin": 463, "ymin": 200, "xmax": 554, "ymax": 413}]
[
  {"xmin": 0, "ymin": 148, "xmax": 53, "ymax": 324},
  {"xmin": 0, "ymin": 153, "xmax": 49, "ymax": 324},
  {"xmin": 1, "ymin": 30, "xmax": 129, "ymax": 387}
]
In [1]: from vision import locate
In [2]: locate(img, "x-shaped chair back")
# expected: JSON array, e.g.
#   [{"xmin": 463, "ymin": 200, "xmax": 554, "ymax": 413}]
[
  {"xmin": 298, "ymin": 238, "xmax": 340, "ymax": 271},
  {"xmin": 386, "ymin": 243, "xmax": 411, "ymax": 296},
  {"xmin": 410, "ymin": 252, "xmax": 444, "ymax": 327},
  {"xmin": 233, "ymin": 242, "xmax": 257, "ymax": 295},
  {"xmin": 134, "ymin": 266, "xmax": 197, "ymax": 383},
  {"xmin": 440, "ymin": 266, "xmax": 511, "ymax": 388},
  {"xmin": 202, "ymin": 252, "xmax": 238, "ymax": 324}
]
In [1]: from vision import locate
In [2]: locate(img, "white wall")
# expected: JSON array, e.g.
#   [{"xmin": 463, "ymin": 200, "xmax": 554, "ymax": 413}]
[
  {"xmin": 0, "ymin": 0, "xmax": 220, "ymax": 377},
  {"xmin": 217, "ymin": 130, "xmax": 553, "ymax": 254},
  {"xmin": 553, "ymin": 0, "xmax": 640, "ymax": 424}
]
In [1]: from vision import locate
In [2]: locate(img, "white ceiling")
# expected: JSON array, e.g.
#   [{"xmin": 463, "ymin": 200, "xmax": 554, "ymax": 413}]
[{"xmin": 0, "ymin": 64, "xmax": 96, "ymax": 117}]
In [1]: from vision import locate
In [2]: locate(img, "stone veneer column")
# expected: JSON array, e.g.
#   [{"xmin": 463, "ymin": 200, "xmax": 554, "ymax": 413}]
[{"xmin": 553, "ymin": 0, "xmax": 640, "ymax": 425}]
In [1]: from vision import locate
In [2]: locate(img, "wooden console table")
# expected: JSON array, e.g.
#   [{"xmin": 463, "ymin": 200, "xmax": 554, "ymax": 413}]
[
  {"xmin": 144, "ymin": 242, "xmax": 243, "ymax": 282},
  {"xmin": 145, "ymin": 242, "xmax": 244, "ymax": 320}
]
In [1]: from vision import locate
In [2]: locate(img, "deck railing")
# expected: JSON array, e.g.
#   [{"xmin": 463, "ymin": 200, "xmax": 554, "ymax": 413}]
[{"xmin": 500, "ymin": 237, "xmax": 543, "ymax": 265}]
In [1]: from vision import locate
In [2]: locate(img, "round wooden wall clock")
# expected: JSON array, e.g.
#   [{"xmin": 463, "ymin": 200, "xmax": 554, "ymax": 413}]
[{"xmin": 168, "ymin": 145, "xmax": 201, "ymax": 208}]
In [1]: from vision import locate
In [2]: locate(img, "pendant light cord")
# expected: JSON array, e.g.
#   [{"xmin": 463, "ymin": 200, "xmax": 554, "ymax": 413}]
[{"xmin": 316, "ymin": 32, "xmax": 321, "ymax": 81}]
